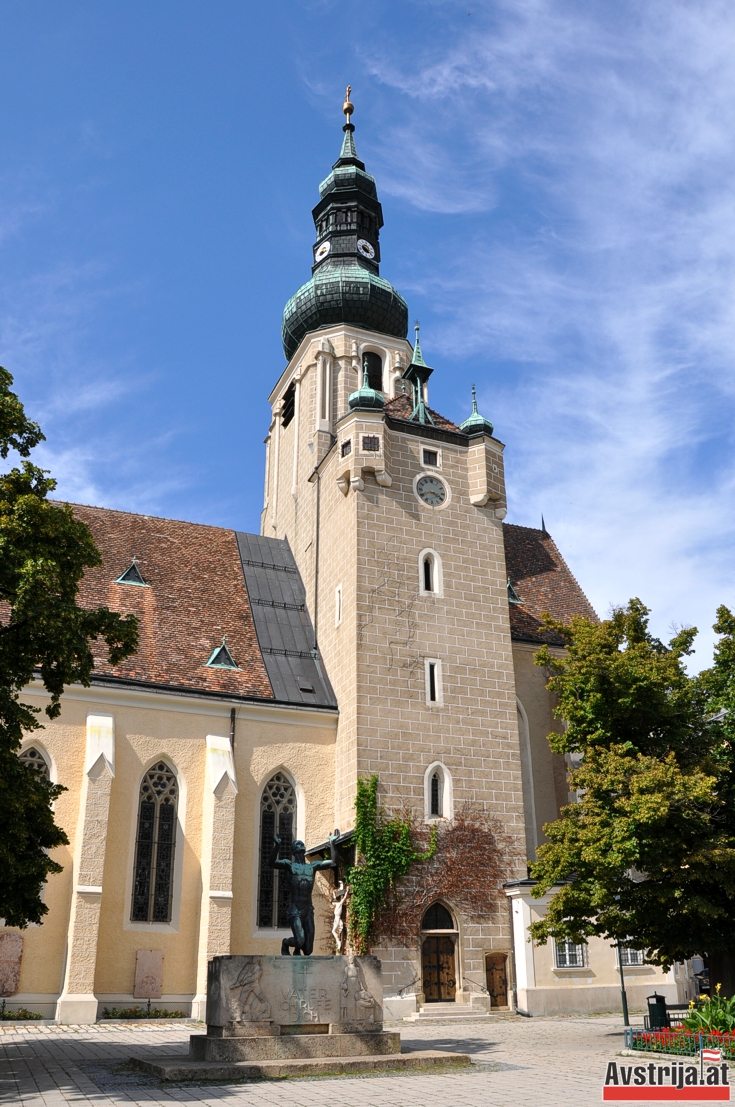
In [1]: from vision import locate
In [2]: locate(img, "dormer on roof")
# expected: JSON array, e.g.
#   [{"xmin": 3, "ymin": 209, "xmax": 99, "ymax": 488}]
[
  {"xmin": 206, "ymin": 637, "xmax": 238, "ymax": 670},
  {"xmin": 115, "ymin": 557, "xmax": 148, "ymax": 587},
  {"xmin": 507, "ymin": 578, "xmax": 524, "ymax": 604}
]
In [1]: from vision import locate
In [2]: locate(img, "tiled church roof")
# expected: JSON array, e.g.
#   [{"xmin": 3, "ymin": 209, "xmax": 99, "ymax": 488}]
[
  {"xmin": 62, "ymin": 504, "xmax": 592, "ymax": 698},
  {"xmin": 67, "ymin": 504, "xmax": 335, "ymax": 707},
  {"xmin": 383, "ymin": 393, "xmax": 463, "ymax": 433},
  {"xmin": 503, "ymin": 523, "xmax": 597, "ymax": 646}
]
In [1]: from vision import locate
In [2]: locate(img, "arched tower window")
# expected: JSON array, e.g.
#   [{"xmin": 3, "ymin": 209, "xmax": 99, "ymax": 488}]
[
  {"xmin": 424, "ymin": 761, "xmax": 453, "ymax": 821},
  {"xmin": 258, "ymin": 772, "xmax": 296, "ymax": 929},
  {"xmin": 362, "ymin": 351, "xmax": 383, "ymax": 392},
  {"xmin": 131, "ymin": 762, "xmax": 178, "ymax": 923},
  {"xmin": 418, "ymin": 549, "xmax": 442, "ymax": 596},
  {"xmin": 19, "ymin": 746, "xmax": 50, "ymax": 780}
]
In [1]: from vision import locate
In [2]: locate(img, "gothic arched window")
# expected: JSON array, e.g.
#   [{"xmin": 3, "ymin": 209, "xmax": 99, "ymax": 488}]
[
  {"xmin": 131, "ymin": 762, "xmax": 178, "ymax": 923},
  {"xmin": 421, "ymin": 902, "xmax": 455, "ymax": 930},
  {"xmin": 19, "ymin": 746, "xmax": 50, "ymax": 780},
  {"xmin": 258, "ymin": 772, "xmax": 296, "ymax": 929}
]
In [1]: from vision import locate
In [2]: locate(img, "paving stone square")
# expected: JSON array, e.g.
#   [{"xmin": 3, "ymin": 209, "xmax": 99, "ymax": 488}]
[{"xmin": 0, "ymin": 1015, "xmax": 639, "ymax": 1107}]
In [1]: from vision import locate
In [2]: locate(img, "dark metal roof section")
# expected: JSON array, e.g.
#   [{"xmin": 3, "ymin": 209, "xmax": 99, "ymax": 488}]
[{"xmin": 235, "ymin": 532, "xmax": 337, "ymax": 709}]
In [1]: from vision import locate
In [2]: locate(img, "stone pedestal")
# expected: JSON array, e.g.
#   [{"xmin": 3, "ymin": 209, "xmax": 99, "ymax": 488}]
[{"xmin": 135, "ymin": 955, "xmax": 471, "ymax": 1081}]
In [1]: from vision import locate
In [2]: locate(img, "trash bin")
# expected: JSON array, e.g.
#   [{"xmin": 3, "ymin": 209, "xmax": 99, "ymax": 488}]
[{"xmin": 647, "ymin": 993, "xmax": 670, "ymax": 1030}]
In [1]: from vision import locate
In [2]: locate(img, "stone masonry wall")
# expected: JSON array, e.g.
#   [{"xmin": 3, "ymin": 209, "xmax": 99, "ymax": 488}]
[{"xmin": 263, "ymin": 323, "xmax": 528, "ymax": 1000}]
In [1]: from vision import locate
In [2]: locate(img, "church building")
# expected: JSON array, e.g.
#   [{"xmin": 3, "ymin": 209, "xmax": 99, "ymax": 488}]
[{"xmin": 3, "ymin": 94, "xmax": 687, "ymax": 1022}]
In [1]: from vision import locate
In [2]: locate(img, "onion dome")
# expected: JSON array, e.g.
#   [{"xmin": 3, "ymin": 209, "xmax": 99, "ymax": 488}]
[
  {"xmin": 460, "ymin": 384, "xmax": 494, "ymax": 436},
  {"xmin": 281, "ymin": 88, "xmax": 409, "ymax": 361}
]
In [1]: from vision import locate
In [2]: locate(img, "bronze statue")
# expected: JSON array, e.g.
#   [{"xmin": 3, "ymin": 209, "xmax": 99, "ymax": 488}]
[{"xmin": 270, "ymin": 830, "xmax": 340, "ymax": 955}]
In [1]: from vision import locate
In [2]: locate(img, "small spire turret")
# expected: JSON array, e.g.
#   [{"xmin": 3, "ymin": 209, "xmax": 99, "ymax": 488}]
[
  {"xmin": 402, "ymin": 321, "xmax": 434, "ymax": 425},
  {"xmin": 460, "ymin": 383, "xmax": 494, "ymax": 436}
]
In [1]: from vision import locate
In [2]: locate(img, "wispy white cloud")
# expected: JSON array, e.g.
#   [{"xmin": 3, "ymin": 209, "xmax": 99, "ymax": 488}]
[
  {"xmin": 365, "ymin": 0, "xmax": 735, "ymax": 667},
  {"xmin": 0, "ymin": 248, "xmax": 187, "ymax": 518}
]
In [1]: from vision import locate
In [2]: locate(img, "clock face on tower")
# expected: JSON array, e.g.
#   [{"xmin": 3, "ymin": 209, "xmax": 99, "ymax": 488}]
[
  {"xmin": 356, "ymin": 239, "xmax": 375, "ymax": 260},
  {"xmin": 416, "ymin": 475, "xmax": 447, "ymax": 507},
  {"xmin": 314, "ymin": 241, "xmax": 331, "ymax": 262}
]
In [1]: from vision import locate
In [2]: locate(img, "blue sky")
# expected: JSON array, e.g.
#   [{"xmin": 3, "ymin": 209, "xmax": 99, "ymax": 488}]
[{"xmin": 1, "ymin": 0, "xmax": 734, "ymax": 668}]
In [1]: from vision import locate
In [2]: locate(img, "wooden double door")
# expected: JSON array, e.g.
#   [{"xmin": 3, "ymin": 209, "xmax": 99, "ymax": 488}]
[{"xmin": 422, "ymin": 936, "xmax": 456, "ymax": 1002}]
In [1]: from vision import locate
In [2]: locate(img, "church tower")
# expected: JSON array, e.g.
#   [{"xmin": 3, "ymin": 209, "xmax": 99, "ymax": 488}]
[{"xmin": 262, "ymin": 92, "xmax": 527, "ymax": 1000}]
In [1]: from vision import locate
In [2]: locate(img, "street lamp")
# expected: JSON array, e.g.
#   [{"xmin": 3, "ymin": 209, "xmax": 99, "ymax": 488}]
[
  {"xmin": 617, "ymin": 937, "xmax": 630, "ymax": 1027},
  {"xmin": 615, "ymin": 868, "xmax": 648, "ymax": 1028}
]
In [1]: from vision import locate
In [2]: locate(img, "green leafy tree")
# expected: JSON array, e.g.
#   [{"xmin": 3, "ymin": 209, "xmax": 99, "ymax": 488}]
[
  {"xmin": 0, "ymin": 368, "xmax": 138, "ymax": 927},
  {"xmin": 528, "ymin": 598, "xmax": 735, "ymax": 994}
]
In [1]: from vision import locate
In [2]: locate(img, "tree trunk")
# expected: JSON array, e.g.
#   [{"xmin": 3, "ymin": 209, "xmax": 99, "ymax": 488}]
[{"xmin": 707, "ymin": 951, "xmax": 735, "ymax": 999}]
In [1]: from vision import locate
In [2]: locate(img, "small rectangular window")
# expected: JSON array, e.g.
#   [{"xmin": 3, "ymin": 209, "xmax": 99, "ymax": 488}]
[
  {"xmin": 423, "ymin": 449, "xmax": 438, "ymax": 467},
  {"xmin": 554, "ymin": 940, "xmax": 586, "ymax": 968},
  {"xmin": 362, "ymin": 435, "xmax": 380, "ymax": 452},
  {"xmin": 341, "ymin": 439, "xmax": 352, "ymax": 457},
  {"xmin": 335, "ymin": 584, "xmax": 343, "ymax": 627},
  {"xmin": 424, "ymin": 658, "xmax": 442, "ymax": 705},
  {"xmin": 619, "ymin": 946, "xmax": 644, "ymax": 967}
]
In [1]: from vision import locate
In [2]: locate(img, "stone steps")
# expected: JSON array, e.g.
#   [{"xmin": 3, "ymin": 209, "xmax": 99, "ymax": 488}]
[
  {"xmin": 403, "ymin": 1003, "xmax": 497, "ymax": 1023},
  {"xmin": 134, "ymin": 1049, "xmax": 472, "ymax": 1081}
]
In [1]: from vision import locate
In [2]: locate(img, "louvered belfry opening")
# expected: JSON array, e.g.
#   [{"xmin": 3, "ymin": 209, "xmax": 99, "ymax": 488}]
[
  {"xmin": 362, "ymin": 351, "xmax": 383, "ymax": 391},
  {"xmin": 131, "ymin": 762, "xmax": 178, "ymax": 923},
  {"xmin": 258, "ymin": 772, "xmax": 296, "ymax": 928}
]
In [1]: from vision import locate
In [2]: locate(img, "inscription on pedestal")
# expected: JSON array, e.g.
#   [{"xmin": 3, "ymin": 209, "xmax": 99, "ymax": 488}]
[{"xmin": 207, "ymin": 954, "xmax": 382, "ymax": 1034}]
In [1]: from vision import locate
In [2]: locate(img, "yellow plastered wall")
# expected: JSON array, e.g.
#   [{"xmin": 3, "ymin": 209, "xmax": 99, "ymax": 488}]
[
  {"xmin": 10, "ymin": 712, "xmax": 82, "ymax": 998},
  {"xmin": 7, "ymin": 684, "xmax": 337, "ymax": 1004},
  {"xmin": 230, "ymin": 712, "xmax": 336, "ymax": 955}
]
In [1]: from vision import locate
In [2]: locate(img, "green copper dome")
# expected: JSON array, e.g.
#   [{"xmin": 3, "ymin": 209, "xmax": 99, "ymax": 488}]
[
  {"xmin": 460, "ymin": 385, "xmax": 494, "ymax": 436},
  {"xmin": 281, "ymin": 104, "xmax": 408, "ymax": 361}
]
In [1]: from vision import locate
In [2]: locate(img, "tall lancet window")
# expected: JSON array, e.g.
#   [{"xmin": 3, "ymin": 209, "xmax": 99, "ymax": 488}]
[
  {"xmin": 419, "ymin": 549, "xmax": 441, "ymax": 596},
  {"xmin": 131, "ymin": 762, "xmax": 178, "ymax": 923},
  {"xmin": 430, "ymin": 771, "xmax": 442, "ymax": 817},
  {"xmin": 258, "ymin": 773, "xmax": 297, "ymax": 928}
]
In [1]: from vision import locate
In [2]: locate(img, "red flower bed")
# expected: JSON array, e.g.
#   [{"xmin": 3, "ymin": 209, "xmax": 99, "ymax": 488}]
[{"xmin": 630, "ymin": 1030, "xmax": 735, "ymax": 1058}]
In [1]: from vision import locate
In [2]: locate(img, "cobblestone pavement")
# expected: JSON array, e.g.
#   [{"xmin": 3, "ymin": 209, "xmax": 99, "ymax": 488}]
[{"xmin": 0, "ymin": 1014, "xmax": 635, "ymax": 1107}]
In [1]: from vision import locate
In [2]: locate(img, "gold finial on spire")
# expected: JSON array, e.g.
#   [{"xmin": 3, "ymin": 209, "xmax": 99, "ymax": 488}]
[{"xmin": 343, "ymin": 85, "xmax": 354, "ymax": 123}]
